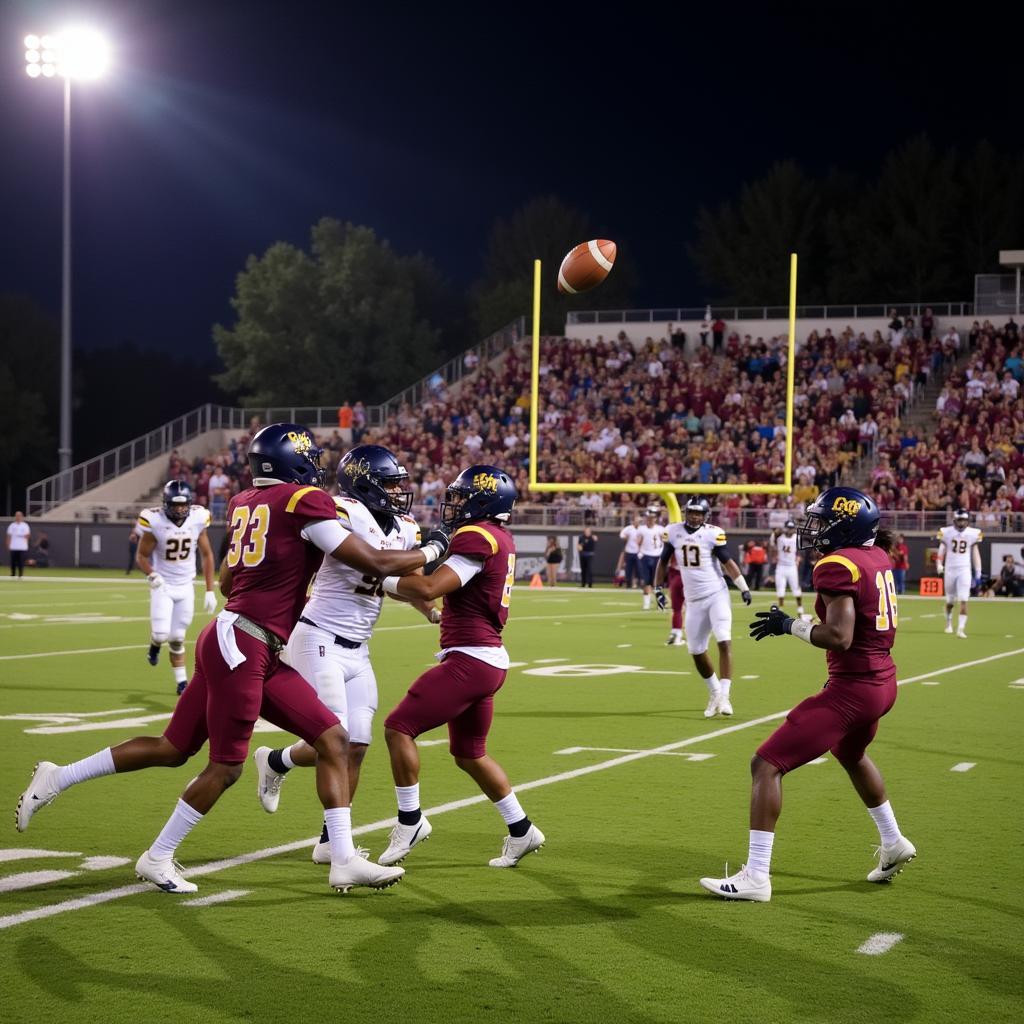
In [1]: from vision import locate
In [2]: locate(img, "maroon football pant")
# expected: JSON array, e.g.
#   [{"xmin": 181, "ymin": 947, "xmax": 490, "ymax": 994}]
[
  {"xmin": 756, "ymin": 674, "xmax": 898, "ymax": 774},
  {"xmin": 164, "ymin": 619, "xmax": 339, "ymax": 764},
  {"xmin": 384, "ymin": 651, "xmax": 507, "ymax": 759},
  {"xmin": 669, "ymin": 572, "xmax": 684, "ymax": 630}
]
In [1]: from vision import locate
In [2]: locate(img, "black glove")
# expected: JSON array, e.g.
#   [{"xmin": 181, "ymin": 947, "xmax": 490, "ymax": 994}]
[
  {"xmin": 419, "ymin": 527, "xmax": 450, "ymax": 564},
  {"xmin": 741, "ymin": 589, "xmax": 753, "ymax": 606},
  {"xmin": 654, "ymin": 586, "xmax": 667, "ymax": 610},
  {"xmin": 749, "ymin": 604, "xmax": 794, "ymax": 641}
]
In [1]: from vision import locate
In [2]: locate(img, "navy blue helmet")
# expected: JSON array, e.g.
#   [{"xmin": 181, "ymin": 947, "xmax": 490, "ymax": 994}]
[
  {"xmin": 337, "ymin": 444, "xmax": 413, "ymax": 516},
  {"xmin": 798, "ymin": 487, "xmax": 880, "ymax": 553},
  {"xmin": 440, "ymin": 465, "xmax": 516, "ymax": 528},
  {"xmin": 247, "ymin": 423, "xmax": 325, "ymax": 488},
  {"xmin": 162, "ymin": 480, "xmax": 192, "ymax": 527},
  {"xmin": 684, "ymin": 497, "xmax": 710, "ymax": 532}
]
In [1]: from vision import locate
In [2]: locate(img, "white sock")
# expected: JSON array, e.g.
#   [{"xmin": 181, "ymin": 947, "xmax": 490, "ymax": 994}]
[
  {"xmin": 703, "ymin": 672, "xmax": 720, "ymax": 696},
  {"xmin": 719, "ymin": 677, "xmax": 732, "ymax": 698},
  {"xmin": 867, "ymin": 800, "xmax": 902, "ymax": 846},
  {"xmin": 643, "ymin": 594, "xmax": 651, "ymax": 609},
  {"xmin": 796, "ymin": 602, "xmax": 804, "ymax": 616},
  {"xmin": 396, "ymin": 783, "xmax": 420, "ymax": 813},
  {"xmin": 173, "ymin": 666, "xmax": 187, "ymax": 685},
  {"xmin": 493, "ymin": 791, "xmax": 526, "ymax": 826},
  {"xmin": 324, "ymin": 806, "xmax": 356, "ymax": 863},
  {"xmin": 150, "ymin": 798, "xmax": 203, "ymax": 861},
  {"xmin": 672, "ymin": 628, "xmax": 683, "ymax": 638},
  {"xmin": 747, "ymin": 829, "xmax": 775, "ymax": 880},
  {"xmin": 959, "ymin": 614, "xmax": 967, "ymax": 632},
  {"xmin": 282, "ymin": 744, "xmax": 298, "ymax": 770},
  {"xmin": 56, "ymin": 747, "xmax": 115, "ymax": 792}
]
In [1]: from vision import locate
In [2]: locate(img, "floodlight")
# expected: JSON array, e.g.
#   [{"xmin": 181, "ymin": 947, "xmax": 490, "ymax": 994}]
[{"xmin": 25, "ymin": 34, "xmax": 41, "ymax": 49}]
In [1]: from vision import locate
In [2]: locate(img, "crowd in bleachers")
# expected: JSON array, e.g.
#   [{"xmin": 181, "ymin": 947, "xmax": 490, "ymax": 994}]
[{"xmin": 165, "ymin": 311, "xmax": 1024, "ymax": 527}]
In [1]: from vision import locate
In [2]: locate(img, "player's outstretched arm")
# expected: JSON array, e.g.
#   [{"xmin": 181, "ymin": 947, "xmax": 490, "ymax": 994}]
[
  {"xmin": 330, "ymin": 530, "xmax": 448, "ymax": 577},
  {"xmin": 750, "ymin": 593, "xmax": 854, "ymax": 650},
  {"xmin": 721, "ymin": 557, "xmax": 752, "ymax": 605},
  {"xmin": 382, "ymin": 565, "xmax": 464, "ymax": 603}
]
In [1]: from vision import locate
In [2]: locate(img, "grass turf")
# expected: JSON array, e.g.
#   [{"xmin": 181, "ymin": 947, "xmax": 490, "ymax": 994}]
[{"xmin": 0, "ymin": 572, "xmax": 1021, "ymax": 1023}]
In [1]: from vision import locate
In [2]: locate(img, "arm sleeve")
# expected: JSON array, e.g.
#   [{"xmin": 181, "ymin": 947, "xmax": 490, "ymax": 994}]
[
  {"xmin": 445, "ymin": 553, "xmax": 484, "ymax": 586},
  {"xmin": 812, "ymin": 555, "xmax": 860, "ymax": 595},
  {"xmin": 659, "ymin": 542, "xmax": 674, "ymax": 567},
  {"xmin": 713, "ymin": 545, "xmax": 738, "ymax": 564},
  {"xmin": 300, "ymin": 518, "xmax": 353, "ymax": 554}
]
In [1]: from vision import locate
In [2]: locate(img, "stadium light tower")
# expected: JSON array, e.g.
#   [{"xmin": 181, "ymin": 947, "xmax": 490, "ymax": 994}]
[{"xmin": 24, "ymin": 28, "xmax": 110, "ymax": 496}]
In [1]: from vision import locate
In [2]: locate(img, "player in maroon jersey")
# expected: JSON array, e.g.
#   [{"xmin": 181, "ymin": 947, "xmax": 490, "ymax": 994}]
[
  {"xmin": 700, "ymin": 487, "xmax": 916, "ymax": 902},
  {"xmin": 373, "ymin": 465, "xmax": 545, "ymax": 869},
  {"xmin": 665, "ymin": 561, "xmax": 685, "ymax": 645},
  {"xmin": 16, "ymin": 423, "xmax": 450, "ymax": 895}
]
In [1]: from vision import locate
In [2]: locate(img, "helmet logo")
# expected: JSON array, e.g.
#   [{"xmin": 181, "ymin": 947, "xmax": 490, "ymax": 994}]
[
  {"xmin": 832, "ymin": 497, "xmax": 862, "ymax": 517},
  {"xmin": 287, "ymin": 430, "xmax": 314, "ymax": 455},
  {"xmin": 343, "ymin": 457, "xmax": 371, "ymax": 479},
  {"xmin": 472, "ymin": 472, "xmax": 499, "ymax": 493}
]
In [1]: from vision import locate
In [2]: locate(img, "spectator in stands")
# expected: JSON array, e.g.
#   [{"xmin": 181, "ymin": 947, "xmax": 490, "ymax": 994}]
[
  {"xmin": 712, "ymin": 315, "xmax": 726, "ymax": 353},
  {"xmin": 27, "ymin": 531, "xmax": 50, "ymax": 568},
  {"xmin": 208, "ymin": 465, "xmax": 230, "ymax": 521}
]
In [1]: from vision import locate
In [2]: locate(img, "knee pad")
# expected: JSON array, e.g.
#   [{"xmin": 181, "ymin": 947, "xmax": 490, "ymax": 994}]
[
  {"xmin": 168, "ymin": 639, "xmax": 186, "ymax": 656},
  {"xmin": 151, "ymin": 633, "xmax": 169, "ymax": 645}
]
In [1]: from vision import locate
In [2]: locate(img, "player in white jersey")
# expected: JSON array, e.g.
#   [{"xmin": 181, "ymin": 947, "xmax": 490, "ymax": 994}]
[
  {"xmin": 771, "ymin": 519, "xmax": 805, "ymax": 618},
  {"xmin": 618, "ymin": 515, "xmax": 641, "ymax": 588},
  {"xmin": 654, "ymin": 498, "xmax": 751, "ymax": 717},
  {"xmin": 136, "ymin": 481, "xmax": 217, "ymax": 695},
  {"xmin": 637, "ymin": 508, "xmax": 665, "ymax": 609},
  {"xmin": 935, "ymin": 508, "xmax": 983, "ymax": 638},
  {"xmin": 253, "ymin": 445, "xmax": 440, "ymax": 863}
]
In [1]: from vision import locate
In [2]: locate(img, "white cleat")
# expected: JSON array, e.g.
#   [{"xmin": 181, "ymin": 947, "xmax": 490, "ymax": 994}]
[
  {"xmin": 703, "ymin": 692, "xmax": 721, "ymax": 718},
  {"xmin": 867, "ymin": 836, "xmax": 917, "ymax": 882},
  {"xmin": 254, "ymin": 746, "xmax": 286, "ymax": 813},
  {"xmin": 15, "ymin": 761, "xmax": 61, "ymax": 833},
  {"xmin": 956, "ymin": 630, "xmax": 967, "ymax": 639},
  {"xmin": 330, "ymin": 855, "xmax": 404, "ymax": 893},
  {"xmin": 699, "ymin": 863, "xmax": 772, "ymax": 902},
  {"xmin": 717, "ymin": 696, "xmax": 734, "ymax": 716},
  {"xmin": 135, "ymin": 849, "xmax": 198, "ymax": 894},
  {"xmin": 489, "ymin": 824, "xmax": 545, "ymax": 867},
  {"xmin": 944, "ymin": 624, "xmax": 953, "ymax": 634},
  {"xmin": 377, "ymin": 815, "xmax": 432, "ymax": 865},
  {"xmin": 313, "ymin": 841, "xmax": 368, "ymax": 865}
]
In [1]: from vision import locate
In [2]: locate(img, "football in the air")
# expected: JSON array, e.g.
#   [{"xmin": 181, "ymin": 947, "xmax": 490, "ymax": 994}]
[{"xmin": 557, "ymin": 239, "xmax": 617, "ymax": 294}]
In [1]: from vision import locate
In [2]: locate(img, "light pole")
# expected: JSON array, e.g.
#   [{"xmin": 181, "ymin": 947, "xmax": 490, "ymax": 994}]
[{"xmin": 24, "ymin": 29, "xmax": 109, "ymax": 499}]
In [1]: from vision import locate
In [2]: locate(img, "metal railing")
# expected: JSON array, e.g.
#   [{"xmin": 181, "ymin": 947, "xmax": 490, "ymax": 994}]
[
  {"xmin": 567, "ymin": 302, "xmax": 974, "ymax": 325},
  {"xmin": 26, "ymin": 405, "xmax": 246, "ymax": 517}
]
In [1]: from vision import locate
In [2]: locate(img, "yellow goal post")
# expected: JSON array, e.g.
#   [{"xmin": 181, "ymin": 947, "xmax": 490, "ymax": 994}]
[{"xmin": 527, "ymin": 255, "xmax": 798, "ymax": 523}]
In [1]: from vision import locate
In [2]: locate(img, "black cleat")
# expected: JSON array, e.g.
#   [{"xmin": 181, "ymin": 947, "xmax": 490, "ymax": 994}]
[
  {"xmin": 176, "ymin": 681, "xmax": 187, "ymax": 696},
  {"xmin": 147, "ymin": 643, "xmax": 160, "ymax": 667}
]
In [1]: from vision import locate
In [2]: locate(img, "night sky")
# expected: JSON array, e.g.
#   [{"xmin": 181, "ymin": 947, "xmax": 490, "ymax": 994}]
[{"xmin": 0, "ymin": 0, "xmax": 1016, "ymax": 358}]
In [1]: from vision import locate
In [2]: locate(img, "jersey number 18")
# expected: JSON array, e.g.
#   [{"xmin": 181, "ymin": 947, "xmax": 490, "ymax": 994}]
[{"xmin": 874, "ymin": 569, "xmax": 899, "ymax": 631}]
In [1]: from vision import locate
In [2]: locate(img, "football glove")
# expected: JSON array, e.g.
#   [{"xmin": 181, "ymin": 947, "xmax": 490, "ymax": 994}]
[
  {"xmin": 147, "ymin": 572, "xmax": 165, "ymax": 590},
  {"xmin": 741, "ymin": 589, "xmax": 753, "ymax": 606},
  {"xmin": 428, "ymin": 607, "xmax": 443, "ymax": 625},
  {"xmin": 419, "ymin": 527, "xmax": 451, "ymax": 565},
  {"xmin": 935, "ymin": 563, "xmax": 944, "ymax": 576},
  {"xmin": 749, "ymin": 605, "xmax": 794, "ymax": 641},
  {"xmin": 654, "ymin": 586, "xmax": 667, "ymax": 610},
  {"xmin": 203, "ymin": 591, "xmax": 217, "ymax": 614}
]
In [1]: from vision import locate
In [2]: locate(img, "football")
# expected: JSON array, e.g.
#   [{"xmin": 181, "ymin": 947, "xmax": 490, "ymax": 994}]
[{"xmin": 557, "ymin": 239, "xmax": 617, "ymax": 294}]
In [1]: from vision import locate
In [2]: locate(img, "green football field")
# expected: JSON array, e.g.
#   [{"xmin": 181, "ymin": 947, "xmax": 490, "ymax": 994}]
[{"xmin": 1, "ymin": 571, "xmax": 1021, "ymax": 1024}]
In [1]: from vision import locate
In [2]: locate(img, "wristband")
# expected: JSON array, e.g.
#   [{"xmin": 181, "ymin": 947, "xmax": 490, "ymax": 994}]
[
  {"xmin": 381, "ymin": 576, "xmax": 402, "ymax": 596},
  {"xmin": 420, "ymin": 541, "xmax": 443, "ymax": 565},
  {"xmin": 735, "ymin": 575, "xmax": 750, "ymax": 594},
  {"xmin": 789, "ymin": 618, "xmax": 814, "ymax": 644}
]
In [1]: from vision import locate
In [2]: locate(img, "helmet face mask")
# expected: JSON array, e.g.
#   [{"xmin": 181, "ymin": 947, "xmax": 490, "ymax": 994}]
[
  {"xmin": 684, "ymin": 498, "xmax": 709, "ymax": 532},
  {"xmin": 953, "ymin": 509, "xmax": 969, "ymax": 531},
  {"xmin": 162, "ymin": 481, "xmax": 192, "ymax": 527},
  {"xmin": 440, "ymin": 465, "xmax": 516, "ymax": 529},
  {"xmin": 337, "ymin": 445, "xmax": 413, "ymax": 517}
]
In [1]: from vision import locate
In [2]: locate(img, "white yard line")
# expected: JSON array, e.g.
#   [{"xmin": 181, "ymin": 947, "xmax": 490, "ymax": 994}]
[
  {"xmin": 950, "ymin": 762, "xmax": 977, "ymax": 772},
  {"xmin": 180, "ymin": 889, "xmax": 251, "ymax": 907},
  {"xmin": 0, "ymin": 617, "xmax": 151, "ymax": 630},
  {"xmin": 0, "ymin": 645, "xmax": 147, "ymax": 662},
  {"xmin": 857, "ymin": 932, "xmax": 904, "ymax": 956},
  {"xmin": 1, "ymin": 646, "xmax": 1021, "ymax": 931}
]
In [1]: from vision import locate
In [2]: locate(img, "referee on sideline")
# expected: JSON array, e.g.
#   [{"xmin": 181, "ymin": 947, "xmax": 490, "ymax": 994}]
[{"xmin": 6, "ymin": 511, "xmax": 31, "ymax": 578}]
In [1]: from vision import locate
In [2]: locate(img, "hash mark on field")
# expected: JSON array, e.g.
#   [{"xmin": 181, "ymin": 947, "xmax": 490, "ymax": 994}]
[
  {"xmin": 416, "ymin": 739, "xmax": 448, "ymax": 747},
  {"xmin": 180, "ymin": 889, "xmax": 251, "ymax": 907},
  {"xmin": 617, "ymin": 644, "xmax": 632, "ymax": 648},
  {"xmin": 741, "ymin": 674, "xmax": 759, "ymax": 680},
  {"xmin": 534, "ymin": 658, "xmax": 569, "ymax": 664},
  {"xmin": 4, "ymin": 646, "xmax": 1022, "ymax": 931},
  {"xmin": 919, "ymin": 614, "xmax": 937, "ymax": 619},
  {"xmin": 857, "ymin": 932, "xmax": 904, "ymax": 956},
  {"xmin": 919, "ymin": 681, "xmax": 941, "ymax": 686},
  {"xmin": 0, "ymin": 870, "xmax": 80, "ymax": 893},
  {"xmin": 808, "ymin": 757, "xmax": 828, "ymax": 765},
  {"xmin": 80, "ymin": 856, "xmax": 132, "ymax": 870},
  {"xmin": 0, "ymin": 849, "xmax": 82, "ymax": 863},
  {"xmin": 950, "ymin": 762, "xmax": 976, "ymax": 772}
]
